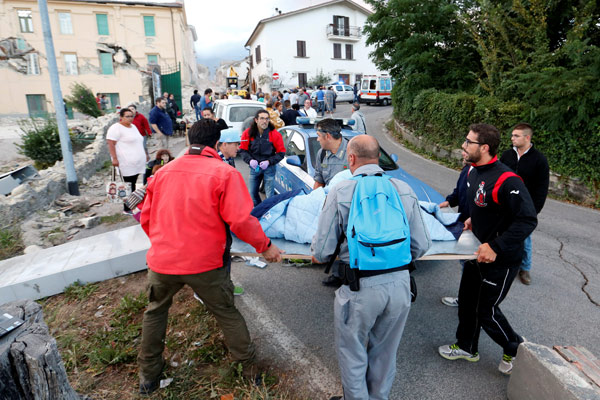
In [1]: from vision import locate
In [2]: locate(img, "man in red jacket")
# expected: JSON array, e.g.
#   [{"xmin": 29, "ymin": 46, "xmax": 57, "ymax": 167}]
[
  {"xmin": 128, "ymin": 104, "xmax": 152, "ymax": 155},
  {"xmin": 137, "ymin": 118, "xmax": 283, "ymax": 395}
]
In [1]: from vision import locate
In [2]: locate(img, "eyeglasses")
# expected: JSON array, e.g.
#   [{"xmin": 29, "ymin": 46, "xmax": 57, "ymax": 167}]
[{"xmin": 464, "ymin": 138, "xmax": 483, "ymax": 146}]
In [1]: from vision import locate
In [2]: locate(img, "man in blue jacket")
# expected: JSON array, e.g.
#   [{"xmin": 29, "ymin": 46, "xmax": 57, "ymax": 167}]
[{"xmin": 149, "ymin": 97, "xmax": 173, "ymax": 149}]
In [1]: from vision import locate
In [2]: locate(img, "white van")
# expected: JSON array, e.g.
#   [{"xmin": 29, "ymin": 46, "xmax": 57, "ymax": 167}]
[
  {"xmin": 359, "ymin": 75, "xmax": 393, "ymax": 106},
  {"xmin": 212, "ymin": 99, "xmax": 266, "ymax": 132}
]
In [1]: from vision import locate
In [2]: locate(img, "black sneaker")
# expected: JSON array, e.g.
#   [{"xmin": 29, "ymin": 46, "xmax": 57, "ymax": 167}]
[
  {"xmin": 329, "ymin": 396, "xmax": 343, "ymax": 400},
  {"xmin": 139, "ymin": 379, "xmax": 159, "ymax": 395},
  {"xmin": 322, "ymin": 274, "xmax": 343, "ymax": 288}
]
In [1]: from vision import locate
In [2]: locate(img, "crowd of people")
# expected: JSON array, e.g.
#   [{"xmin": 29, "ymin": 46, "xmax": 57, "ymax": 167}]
[{"xmin": 104, "ymin": 93, "xmax": 548, "ymax": 399}]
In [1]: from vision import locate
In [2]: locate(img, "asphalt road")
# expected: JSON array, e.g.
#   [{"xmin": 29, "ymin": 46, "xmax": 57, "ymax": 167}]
[{"xmin": 230, "ymin": 103, "xmax": 600, "ymax": 399}]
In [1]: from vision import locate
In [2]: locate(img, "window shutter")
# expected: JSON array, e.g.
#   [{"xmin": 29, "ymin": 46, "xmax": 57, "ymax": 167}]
[
  {"xmin": 96, "ymin": 14, "xmax": 109, "ymax": 35},
  {"xmin": 345, "ymin": 44, "xmax": 353, "ymax": 60},
  {"xmin": 143, "ymin": 16, "xmax": 155, "ymax": 37},
  {"xmin": 333, "ymin": 43, "xmax": 341, "ymax": 59},
  {"xmin": 99, "ymin": 52, "xmax": 113, "ymax": 75},
  {"xmin": 256, "ymin": 45, "xmax": 261, "ymax": 63}
]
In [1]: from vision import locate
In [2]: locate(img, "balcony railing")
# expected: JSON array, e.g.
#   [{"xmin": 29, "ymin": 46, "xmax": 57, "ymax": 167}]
[{"xmin": 326, "ymin": 24, "xmax": 361, "ymax": 40}]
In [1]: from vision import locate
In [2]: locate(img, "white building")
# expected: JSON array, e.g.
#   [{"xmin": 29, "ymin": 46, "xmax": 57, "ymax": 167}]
[{"xmin": 244, "ymin": 0, "xmax": 385, "ymax": 92}]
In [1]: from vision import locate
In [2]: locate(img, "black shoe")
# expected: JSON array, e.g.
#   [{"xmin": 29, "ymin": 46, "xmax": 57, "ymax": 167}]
[
  {"xmin": 329, "ymin": 396, "xmax": 343, "ymax": 400},
  {"xmin": 322, "ymin": 274, "xmax": 343, "ymax": 288},
  {"xmin": 139, "ymin": 379, "xmax": 159, "ymax": 395}
]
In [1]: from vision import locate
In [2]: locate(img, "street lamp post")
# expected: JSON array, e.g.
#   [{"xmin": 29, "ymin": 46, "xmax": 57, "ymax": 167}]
[{"xmin": 37, "ymin": 0, "xmax": 79, "ymax": 195}]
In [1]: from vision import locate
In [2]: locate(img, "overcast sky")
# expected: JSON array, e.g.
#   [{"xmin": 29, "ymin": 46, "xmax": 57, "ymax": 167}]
[{"xmin": 184, "ymin": 0, "xmax": 369, "ymax": 72}]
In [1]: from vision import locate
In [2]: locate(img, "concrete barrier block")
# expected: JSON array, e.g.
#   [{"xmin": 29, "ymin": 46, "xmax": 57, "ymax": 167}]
[{"xmin": 508, "ymin": 342, "xmax": 600, "ymax": 400}]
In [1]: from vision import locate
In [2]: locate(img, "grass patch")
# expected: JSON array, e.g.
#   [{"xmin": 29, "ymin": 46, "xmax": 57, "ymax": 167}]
[
  {"xmin": 0, "ymin": 227, "xmax": 25, "ymax": 260},
  {"xmin": 98, "ymin": 160, "xmax": 113, "ymax": 172},
  {"xmin": 100, "ymin": 213, "xmax": 130, "ymax": 225},
  {"xmin": 64, "ymin": 281, "xmax": 99, "ymax": 301},
  {"xmin": 43, "ymin": 271, "xmax": 308, "ymax": 399}
]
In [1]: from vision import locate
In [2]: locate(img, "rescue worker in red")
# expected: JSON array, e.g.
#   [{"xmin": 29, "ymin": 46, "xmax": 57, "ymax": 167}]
[{"xmin": 137, "ymin": 118, "xmax": 283, "ymax": 395}]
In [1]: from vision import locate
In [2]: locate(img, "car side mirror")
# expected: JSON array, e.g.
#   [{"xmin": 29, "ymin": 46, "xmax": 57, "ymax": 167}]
[
  {"xmin": 390, "ymin": 154, "xmax": 399, "ymax": 163},
  {"xmin": 287, "ymin": 155, "xmax": 302, "ymax": 167}
]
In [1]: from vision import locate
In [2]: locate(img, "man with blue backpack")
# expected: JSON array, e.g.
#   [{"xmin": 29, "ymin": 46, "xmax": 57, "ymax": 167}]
[{"xmin": 312, "ymin": 135, "xmax": 431, "ymax": 400}]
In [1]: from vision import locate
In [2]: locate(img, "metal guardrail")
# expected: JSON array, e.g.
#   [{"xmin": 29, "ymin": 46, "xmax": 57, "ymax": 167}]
[{"xmin": 326, "ymin": 24, "xmax": 361, "ymax": 39}]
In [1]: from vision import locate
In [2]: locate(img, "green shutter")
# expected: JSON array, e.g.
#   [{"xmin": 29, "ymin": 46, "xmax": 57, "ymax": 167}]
[
  {"xmin": 147, "ymin": 54, "xmax": 158, "ymax": 64},
  {"xmin": 99, "ymin": 52, "xmax": 113, "ymax": 75},
  {"xmin": 96, "ymin": 14, "xmax": 108, "ymax": 35},
  {"xmin": 143, "ymin": 16, "xmax": 155, "ymax": 37}
]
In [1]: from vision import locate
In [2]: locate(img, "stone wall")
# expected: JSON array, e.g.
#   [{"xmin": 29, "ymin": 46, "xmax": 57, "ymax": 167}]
[
  {"xmin": 0, "ymin": 103, "xmax": 150, "ymax": 225},
  {"xmin": 393, "ymin": 119, "xmax": 598, "ymax": 206}
]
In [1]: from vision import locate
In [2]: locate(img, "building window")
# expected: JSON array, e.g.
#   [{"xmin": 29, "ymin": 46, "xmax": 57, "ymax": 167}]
[
  {"xmin": 255, "ymin": 45, "xmax": 261, "ymax": 64},
  {"xmin": 64, "ymin": 54, "xmax": 78, "ymax": 75},
  {"xmin": 143, "ymin": 16, "xmax": 155, "ymax": 37},
  {"xmin": 333, "ymin": 43, "xmax": 341, "ymax": 59},
  {"xmin": 296, "ymin": 40, "xmax": 306, "ymax": 57},
  {"xmin": 26, "ymin": 94, "xmax": 47, "ymax": 117},
  {"xmin": 333, "ymin": 15, "xmax": 349, "ymax": 36},
  {"xmin": 298, "ymin": 73, "xmax": 307, "ymax": 87},
  {"xmin": 27, "ymin": 53, "xmax": 40, "ymax": 75},
  {"xmin": 99, "ymin": 52, "xmax": 113, "ymax": 75},
  {"xmin": 147, "ymin": 54, "xmax": 158, "ymax": 64},
  {"xmin": 96, "ymin": 13, "xmax": 109, "ymax": 35},
  {"xmin": 17, "ymin": 38, "xmax": 27, "ymax": 50},
  {"xmin": 58, "ymin": 12, "xmax": 73, "ymax": 34},
  {"xmin": 18, "ymin": 10, "xmax": 34, "ymax": 33},
  {"xmin": 345, "ymin": 44, "xmax": 353, "ymax": 60},
  {"xmin": 249, "ymin": 55, "xmax": 253, "ymax": 68}
]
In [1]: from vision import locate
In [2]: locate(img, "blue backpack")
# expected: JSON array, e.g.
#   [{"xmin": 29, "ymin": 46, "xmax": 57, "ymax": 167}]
[{"xmin": 346, "ymin": 174, "xmax": 412, "ymax": 270}]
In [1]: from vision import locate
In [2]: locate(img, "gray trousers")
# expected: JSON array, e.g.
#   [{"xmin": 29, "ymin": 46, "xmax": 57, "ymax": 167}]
[{"xmin": 334, "ymin": 270, "xmax": 411, "ymax": 400}]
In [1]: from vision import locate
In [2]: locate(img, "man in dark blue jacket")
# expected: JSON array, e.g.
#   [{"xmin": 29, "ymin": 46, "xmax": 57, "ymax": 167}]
[
  {"xmin": 149, "ymin": 97, "xmax": 173, "ymax": 149},
  {"xmin": 438, "ymin": 123, "xmax": 537, "ymax": 376},
  {"xmin": 500, "ymin": 123, "xmax": 549, "ymax": 285}
]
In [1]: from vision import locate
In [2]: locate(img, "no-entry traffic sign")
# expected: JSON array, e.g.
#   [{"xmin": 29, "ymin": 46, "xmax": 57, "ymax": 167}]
[{"xmin": 272, "ymin": 73, "xmax": 279, "ymax": 80}]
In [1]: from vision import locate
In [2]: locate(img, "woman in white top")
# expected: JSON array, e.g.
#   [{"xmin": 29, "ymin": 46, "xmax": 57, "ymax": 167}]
[{"xmin": 107, "ymin": 108, "xmax": 148, "ymax": 213}]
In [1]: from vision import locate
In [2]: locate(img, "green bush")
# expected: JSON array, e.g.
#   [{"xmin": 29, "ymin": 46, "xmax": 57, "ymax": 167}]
[
  {"xmin": 65, "ymin": 82, "xmax": 102, "ymax": 118},
  {"xmin": 0, "ymin": 227, "xmax": 24, "ymax": 260},
  {"xmin": 17, "ymin": 118, "xmax": 64, "ymax": 169}
]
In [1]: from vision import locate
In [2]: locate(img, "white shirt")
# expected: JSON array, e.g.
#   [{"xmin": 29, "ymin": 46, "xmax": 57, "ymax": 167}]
[
  {"xmin": 289, "ymin": 93, "xmax": 298, "ymax": 105},
  {"xmin": 300, "ymin": 107, "xmax": 317, "ymax": 118},
  {"xmin": 106, "ymin": 123, "xmax": 146, "ymax": 176}
]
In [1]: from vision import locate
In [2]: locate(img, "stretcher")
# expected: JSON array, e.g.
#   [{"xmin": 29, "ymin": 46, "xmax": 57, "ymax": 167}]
[{"xmin": 231, "ymin": 230, "xmax": 480, "ymax": 261}]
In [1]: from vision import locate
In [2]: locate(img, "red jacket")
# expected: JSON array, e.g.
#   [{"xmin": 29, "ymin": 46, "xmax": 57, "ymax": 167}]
[
  {"xmin": 132, "ymin": 113, "xmax": 152, "ymax": 136},
  {"xmin": 140, "ymin": 146, "xmax": 270, "ymax": 275}
]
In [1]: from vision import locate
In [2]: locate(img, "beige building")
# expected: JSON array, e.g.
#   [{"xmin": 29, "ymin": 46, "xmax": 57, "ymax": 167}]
[{"xmin": 0, "ymin": 0, "xmax": 198, "ymax": 116}]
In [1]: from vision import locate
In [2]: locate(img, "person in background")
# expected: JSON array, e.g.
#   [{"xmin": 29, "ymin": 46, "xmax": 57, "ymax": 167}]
[
  {"xmin": 149, "ymin": 97, "xmax": 173, "ymax": 149},
  {"xmin": 267, "ymin": 101, "xmax": 285, "ymax": 129},
  {"xmin": 351, "ymin": 102, "xmax": 367, "ymax": 134},
  {"xmin": 439, "ymin": 153, "xmax": 471, "ymax": 307},
  {"xmin": 190, "ymin": 89, "xmax": 201, "ymax": 121},
  {"xmin": 107, "ymin": 108, "xmax": 148, "ymax": 214},
  {"xmin": 299, "ymin": 98, "xmax": 317, "ymax": 119},
  {"xmin": 316, "ymin": 86, "xmax": 325, "ymax": 117},
  {"xmin": 499, "ymin": 123, "xmax": 549, "ymax": 286},
  {"xmin": 217, "ymin": 128, "xmax": 241, "ymax": 167},
  {"xmin": 199, "ymin": 88, "xmax": 213, "ymax": 115},
  {"xmin": 202, "ymin": 107, "xmax": 228, "ymax": 132},
  {"xmin": 297, "ymin": 88, "xmax": 309, "ymax": 106},
  {"xmin": 128, "ymin": 104, "xmax": 152, "ymax": 156},
  {"xmin": 289, "ymin": 89, "xmax": 299, "ymax": 106},
  {"xmin": 239, "ymin": 109, "xmax": 286, "ymax": 206},
  {"xmin": 137, "ymin": 118, "xmax": 283, "ymax": 395},
  {"xmin": 281, "ymin": 102, "xmax": 301, "ymax": 126},
  {"xmin": 96, "ymin": 92, "xmax": 102, "ymax": 111}
]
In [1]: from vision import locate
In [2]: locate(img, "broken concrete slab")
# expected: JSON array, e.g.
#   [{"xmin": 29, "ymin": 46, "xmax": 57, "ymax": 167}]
[{"xmin": 508, "ymin": 342, "xmax": 600, "ymax": 400}]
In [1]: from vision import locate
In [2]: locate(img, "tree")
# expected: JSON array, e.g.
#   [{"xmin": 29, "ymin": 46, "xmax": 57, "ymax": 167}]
[
  {"xmin": 363, "ymin": 0, "xmax": 481, "ymax": 102},
  {"xmin": 308, "ymin": 69, "xmax": 331, "ymax": 87},
  {"xmin": 65, "ymin": 82, "xmax": 102, "ymax": 118}
]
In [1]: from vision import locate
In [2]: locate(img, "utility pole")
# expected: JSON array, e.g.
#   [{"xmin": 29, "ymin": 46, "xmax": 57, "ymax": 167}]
[{"xmin": 37, "ymin": 0, "xmax": 79, "ymax": 195}]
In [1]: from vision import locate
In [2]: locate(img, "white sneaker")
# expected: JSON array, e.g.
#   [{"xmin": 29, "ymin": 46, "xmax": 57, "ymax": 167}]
[
  {"xmin": 193, "ymin": 292, "xmax": 204, "ymax": 304},
  {"xmin": 441, "ymin": 296, "xmax": 459, "ymax": 307},
  {"xmin": 499, "ymin": 354, "xmax": 514, "ymax": 375},
  {"xmin": 438, "ymin": 344, "xmax": 480, "ymax": 362}
]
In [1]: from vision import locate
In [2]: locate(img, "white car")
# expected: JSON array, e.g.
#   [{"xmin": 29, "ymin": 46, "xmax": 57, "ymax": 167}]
[
  {"xmin": 331, "ymin": 84, "xmax": 355, "ymax": 103},
  {"xmin": 212, "ymin": 99, "xmax": 266, "ymax": 132}
]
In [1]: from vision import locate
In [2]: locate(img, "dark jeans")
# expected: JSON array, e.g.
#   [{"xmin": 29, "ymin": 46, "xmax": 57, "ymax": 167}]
[
  {"xmin": 456, "ymin": 260, "xmax": 523, "ymax": 357},
  {"xmin": 248, "ymin": 165, "xmax": 275, "ymax": 206},
  {"xmin": 122, "ymin": 174, "xmax": 138, "ymax": 211},
  {"xmin": 138, "ymin": 267, "xmax": 255, "ymax": 383}
]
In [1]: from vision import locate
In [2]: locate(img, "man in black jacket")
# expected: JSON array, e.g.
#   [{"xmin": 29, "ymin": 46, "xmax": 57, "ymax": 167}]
[
  {"xmin": 438, "ymin": 123, "xmax": 537, "ymax": 376},
  {"xmin": 500, "ymin": 123, "xmax": 549, "ymax": 285}
]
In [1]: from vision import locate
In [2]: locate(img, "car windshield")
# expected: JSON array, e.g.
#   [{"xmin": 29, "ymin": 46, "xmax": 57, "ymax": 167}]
[
  {"xmin": 229, "ymin": 106, "xmax": 263, "ymax": 122},
  {"xmin": 307, "ymin": 137, "xmax": 398, "ymax": 171}
]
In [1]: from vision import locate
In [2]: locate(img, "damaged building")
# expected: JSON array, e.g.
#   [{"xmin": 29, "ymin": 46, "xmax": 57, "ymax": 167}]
[{"xmin": 0, "ymin": 0, "xmax": 198, "ymax": 116}]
